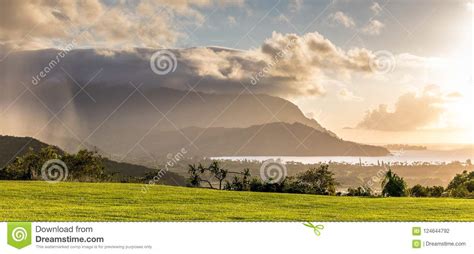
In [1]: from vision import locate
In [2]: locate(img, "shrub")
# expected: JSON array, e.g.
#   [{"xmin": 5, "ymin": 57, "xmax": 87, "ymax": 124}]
[
  {"xmin": 409, "ymin": 184, "xmax": 429, "ymax": 197},
  {"xmin": 347, "ymin": 186, "xmax": 372, "ymax": 196},
  {"xmin": 1, "ymin": 146, "xmax": 108, "ymax": 182}
]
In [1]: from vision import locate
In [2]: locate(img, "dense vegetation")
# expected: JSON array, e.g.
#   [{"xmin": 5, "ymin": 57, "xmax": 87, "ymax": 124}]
[
  {"xmin": 0, "ymin": 145, "xmax": 185, "ymax": 185},
  {"xmin": 187, "ymin": 162, "xmax": 339, "ymax": 195},
  {"xmin": 1, "ymin": 146, "xmax": 109, "ymax": 181},
  {"xmin": 446, "ymin": 170, "xmax": 474, "ymax": 198},
  {"xmin": 186, "ymin": 162, "xmax": 474, "ymax": 198},
  {"xmin": 134, "ymin": 157, "xmax": 473, "ymax": 191}
]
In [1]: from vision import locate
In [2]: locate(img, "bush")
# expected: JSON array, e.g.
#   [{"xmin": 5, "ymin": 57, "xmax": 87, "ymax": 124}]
[
  {"xmin": 224, "ymin": 169, "xmax": 251, "ymax": 191},
  {"xmin": 409, "ymin": 184, "xmax": 429, "ymax": 197},
  {"xmin": 1, "ymin": 146, "xmax": 108, "ymax": 182},
  {"xmin": 346, "ymin": 186, "xmax": 372, "ymax": 196},
  {"xmin": 282, "ymin": 177, "xmax": 310, "ymax": 194},
  {"xmin": 428, "ymin": 186, "xmax": 444, "ymax": 197}
]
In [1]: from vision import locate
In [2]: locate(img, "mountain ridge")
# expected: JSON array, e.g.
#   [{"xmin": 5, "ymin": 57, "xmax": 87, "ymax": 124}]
[
  {"xmin": 1, "ymin": 48, "xmax": 385, "ymax": 159},
  {"xmin": 136, "ymin": 122, "xmax": 390, "ymax": 157}
]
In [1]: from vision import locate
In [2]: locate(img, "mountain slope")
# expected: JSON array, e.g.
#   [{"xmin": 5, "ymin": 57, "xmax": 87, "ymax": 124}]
[
  {"xmin": 0, "ymin": 48, "xmax": 332, "ymax": 140},
  {"xmin": 1, "ymin": 48, "xmax": 383, "ymax": 159},
  {"xmin": 137, "ymin": 122, "xmax": 389, "ymax": 157},
  {"xmin": 0, "ymin": 136, "xmax": 48, "ymax": 168},
  {"xmin": 0, "ymin": 135, "xmax": 185, "ymax": 185}
]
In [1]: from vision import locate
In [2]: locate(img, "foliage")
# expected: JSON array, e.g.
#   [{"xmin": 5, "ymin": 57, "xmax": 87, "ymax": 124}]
[
  {"xmin": 224, "ymin": 169, "xmax": 251, "ymax": 191},
  {"xmin": 346, "ymin": 186, "xmax": 373, "ymax": 196},
  {"xmin": 381, "ymin": 168, "xmax": 407, "ymax": 197},
  {"xmin": 409, "ymin": 184, "xmax": 429, "ymax": 197},
  {"xmin": 281, "ymin": 176, "xmax": 311, "ymax": 194},
  {"xmin": 446, "ymin": 171, "xmax": 474, "ymax": 198},
  {"xmin": 62, "ymin": 150, "xmax": 109, "ymax": 181},
  {"xmin": 208, "ymin": 161, "xmax": 228, "ymax": 190},
  {"xmin": 408, "ymin": 184, "xmax": 445, "ymax": 197},
  {"xmin": 429, "ymin": 186, "xmax": 445, "ymax": 197},
  {"xmin": 248, "ymin": 177, "xmax": 287, "ymax": 193},
  {"xmin": 187, "ymin": 162, "xmax": 229, "ymax": 189},
  {"xmin": 189, "ymin": 163, "xmax": 338, "ymax": 196},
  {"xmin": 0, "ymin": 146, "xmax": 109, "ymax": 182},
  {"xmin": 295, "ymin": 164, "xmax": 339, "ymax": 195}
]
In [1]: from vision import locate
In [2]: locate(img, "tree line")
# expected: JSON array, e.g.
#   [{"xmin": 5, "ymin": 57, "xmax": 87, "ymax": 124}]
[
  {"xmin": 1, "ymin": 147, "xmax": 473, "ymax": 198},
  {"xmin": 186, "ymin": 161, "xmax": 474, "ymax": 198},
  {"xmin": 0, "ymin": 146, "xmax": 110, "ymax": 182}
]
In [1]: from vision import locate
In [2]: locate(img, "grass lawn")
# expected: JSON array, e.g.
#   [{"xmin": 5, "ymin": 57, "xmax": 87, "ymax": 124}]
[{"xmin": 1, "ymin": 181, "xmax": 473, "ymax": 221}]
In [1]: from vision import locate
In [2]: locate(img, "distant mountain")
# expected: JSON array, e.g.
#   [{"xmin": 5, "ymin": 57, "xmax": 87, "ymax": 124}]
[
  {"xmin": 1, "ymin": 49, "xmax": 335, "ymax": 156},
  {"xmin": 135, "ymin": 122, "xmax": 390, "ymax": 157},
  {"xmin": 1, "ymin": 48, "xmax": 386, "ymax": 159},
  {"xmin": 0, "ymin": 135, "xmax": 185, "ymax": 185},
  {"xmin": 0, "ymin": 48, "xmax": 331, "ymax": 131}
]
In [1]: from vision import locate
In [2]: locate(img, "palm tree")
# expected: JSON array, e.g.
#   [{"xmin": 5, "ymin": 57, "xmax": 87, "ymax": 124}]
[
  {"xmin": 209, "ymin": 161, "xmax": 228, "ymax": 190},
  {"xmin": 381, "ymin": 168, "xmax": 406, "ymax": 197}
]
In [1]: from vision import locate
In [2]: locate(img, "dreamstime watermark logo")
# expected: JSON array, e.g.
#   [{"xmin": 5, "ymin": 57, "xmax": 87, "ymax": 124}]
[
  {"xmin": 369, "ymin": 50, "xmax": 396, "ymax": 74},
  {"xmin": 11, "ymin": 227, "xmax": 28, "ymax": 242},
  {"xmin": 31, "ymin": 39, "xmax": 77, "ymax": 85},
  {"xmin": 260, "ymin": 159, "xmax": 287, "ymax": 184},
  {"xmin": 364, "ymin": 149, "xmax": 405, "ymax": 191},
  {"xmin": 365, "ymin": 166, "xmax": 389, "ymax": 190},
  {"xmin": 41, "ymin": 159, "xmax": 69, "ymax": 183},
  {"xmin": 150, "ymin": 49, "xmax": 177, "ymax": 75},
  {"xmin": 141, "ymin": 148, "xmax": 188, "ymax": 194},
  {"xmin": 7, "ymin": 222, "xmax": 32, "ymax": 249}
]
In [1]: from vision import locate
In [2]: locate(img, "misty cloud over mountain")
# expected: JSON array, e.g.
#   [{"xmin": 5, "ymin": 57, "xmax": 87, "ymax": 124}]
[{"xmin": 0, "ymin": 47, "xmax": 391, "ymax": 160}]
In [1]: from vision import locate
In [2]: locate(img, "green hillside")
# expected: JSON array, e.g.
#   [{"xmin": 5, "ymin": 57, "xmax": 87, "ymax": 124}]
[
  {"xmin": 0, "ymin": 136, "xmax": 48, "ymax": 168},
  {"xmin": 0, "ymin": 135, "xmax": 185, "ymax": 185},
  {"xmin": 1, "ymin": 181, "xmax": 473, "ymax": 221}
]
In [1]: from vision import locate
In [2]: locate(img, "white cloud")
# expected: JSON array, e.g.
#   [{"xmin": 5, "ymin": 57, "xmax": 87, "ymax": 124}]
[
  {"xmin": 179, "ymin": 31, "xmax": 374, "ymax": 97},
  {"xmin": 355, "ymin": 85, "xmax": 459, "ymax": 131},
  {"xmin": 275, "ymin": 14, "xmax": 290, "ymax": 23},
  {"xmin": 227, "ymin": 16, "xmax": 237, "ymax": 26},
  {"xmin": 370, "ymin": 2, "xmax": 382, "ymax": 15},
  {"xmin": 338, "ymin": 88, "xmax": 363, "ymax": 101},
  {"xmin": 175, "ymin": 32, "xmax": 438, "ymax": 97},
  {"xmin": 0, "ymin": 0, "xmax": 244, "ymax": 49},
  {"xmin": 328, "ymin": 11, "xmax": 356, "ymax": 28},
  {"xmin": 1, "ymin": 21, "xmax": 439, "ymax": 100},
  {"xmin": 362, "ymin": 19, "xmax": 385, "ymax": 35},
  {"xmin": 289, "ymin": 0, "xmax": 303, "ymax": 12}
]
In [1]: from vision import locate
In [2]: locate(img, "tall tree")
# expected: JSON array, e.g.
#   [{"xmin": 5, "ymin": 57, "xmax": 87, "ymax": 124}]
[
  {"xmin": 381, "ymin": 168, "xmax": 407, "ymax": 197},
  {"xmin": 208, "ymin": 161, "xmax": 228, "ymax": 190},
  {"xmin": 297, "ymin": 164, "xmax": 338, "ymax": 195}
]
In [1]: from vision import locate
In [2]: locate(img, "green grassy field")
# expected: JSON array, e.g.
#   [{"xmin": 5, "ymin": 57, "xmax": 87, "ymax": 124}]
[{"xmin": 1, "ymin": 181, "xmax": 473, "ymax": 221}]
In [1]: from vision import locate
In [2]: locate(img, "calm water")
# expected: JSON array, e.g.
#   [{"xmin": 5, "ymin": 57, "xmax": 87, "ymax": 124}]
[{"xmin": 213, "ymin": 148, "xmax": 474, "ymax": 164}]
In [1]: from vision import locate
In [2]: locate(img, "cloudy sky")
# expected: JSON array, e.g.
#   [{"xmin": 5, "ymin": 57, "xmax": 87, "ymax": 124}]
[{"xmin": 0, "ymin": 0, "xmax": 472, "ymax": 144}]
